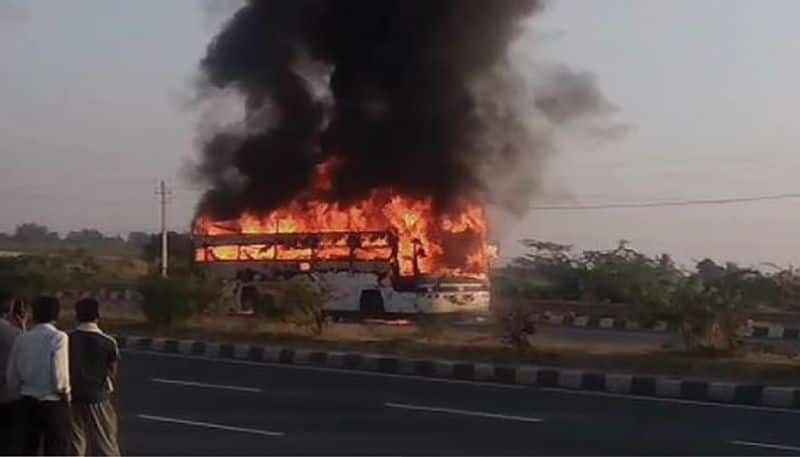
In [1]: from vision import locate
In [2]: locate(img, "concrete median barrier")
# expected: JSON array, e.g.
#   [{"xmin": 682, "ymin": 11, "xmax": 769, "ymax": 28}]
[{"xmin": 117, "ymin": 333, "xmax": 800, "ymax": 410}]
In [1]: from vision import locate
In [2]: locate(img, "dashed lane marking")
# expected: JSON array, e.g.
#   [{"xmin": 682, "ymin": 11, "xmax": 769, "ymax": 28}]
[
  {"xmin": 151, "ymin": 377, "xmax": 263, "ymax": 393},
  {"xmin": 137, "ymin": 414, "xmax": 284, "ymax": 437},
  {"xmin": 385, "ymin": 402, "xmax": 543, "ymax": 423}
]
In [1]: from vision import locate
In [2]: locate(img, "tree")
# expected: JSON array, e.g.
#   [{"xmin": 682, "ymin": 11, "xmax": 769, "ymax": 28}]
[
  {"xmin": 499, "ymin": 237, "xmax": 800, "ymax": 354},
  {"xmin": 137, "ymin": 275, "xmax": 205, "ymax": 327},
  {"xmin": 654, "ymin": 262, "xmax": 758, "ymax": 352},
  {"xmin": 577, "ymin": 241, "xmax": 680, "ymax": 306},
  {"xmin": 13, "ymin": 223, "xmax": 59, "ymax": 244},
  {"xmin": 127, "ymin": 232, "xmax": 151, "ymax": 249},
  {"xmin": 62, "ymin": 229, "xmax": 131, "ymax": 255},
  {"xmin": 65, "ymin": 229, "xmax": 105, "ymax": 244},
  {"xmin": 504, "ymin": 239, "xmax": 683, "ymax": 308},
  {"xmin": 772, "ymin": 267, "xmax": 800, "ymax": 310},
  {"xmin": 504, "ymin": 239, "xmax": 584, "ymax": 300},
  {"xmin": 0, "ymin": 256, "xmax": 69, "ymax": 300},
  {"xmin": 696, "ymin": 258, "xmax": 725, "ymax": 283},
  {"xmin": 140, "ymin": 232, "xmax": 194, "ymax": 266}
]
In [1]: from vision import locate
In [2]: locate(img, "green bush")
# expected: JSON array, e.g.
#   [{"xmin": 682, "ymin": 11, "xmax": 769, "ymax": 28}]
[
  {"xmin": 281, "ymin": 277, "xmax": 327, "ymax": 336},
  {"xmin": 252, "ymin": 292, "xmax": 282, "ymax": 319},
  {"xmin": 415, "ymin": 315, "xmax": 444, "ymax": 342},
  {"xmin": 493, "ymin": 301, "xmax": 536, "ymax": 350},
  {"xmin": 137, "ymin": 275, "xmax": 204, "ymax": 326},
  {"xmin": 0, "ymin": 256, "xmax": 68, "ymax": 300},
  {"xmin": 662, "ymin": 272, "xmax": 746, "ymax": 353}
]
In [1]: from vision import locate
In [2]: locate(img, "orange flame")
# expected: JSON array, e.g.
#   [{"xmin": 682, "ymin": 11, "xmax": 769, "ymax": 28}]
[{"xmin": 194, "ymin": 159, "xmax": 491, "ymax": 279}]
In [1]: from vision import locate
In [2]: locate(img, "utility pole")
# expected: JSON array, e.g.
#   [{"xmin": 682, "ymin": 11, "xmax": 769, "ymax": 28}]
[{"xmin": 156, "ymin": 180, "xmax": 171, "ymax": 278}]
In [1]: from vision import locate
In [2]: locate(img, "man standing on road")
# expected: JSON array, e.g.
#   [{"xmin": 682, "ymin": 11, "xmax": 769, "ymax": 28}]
[
  {"xmin": 0, "ymin": 294, "xmax": 24, "ymax": 455},
  {"xmin": 68, "ymin": 298, "xmax": 121, "ymax": 456},
  {"xmin": 6, "ymin": 295, "xmax": 71, "ymax": 456}
]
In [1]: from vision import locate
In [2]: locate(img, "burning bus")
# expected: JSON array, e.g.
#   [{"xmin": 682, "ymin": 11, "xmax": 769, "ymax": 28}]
[
  {"xmin": 185, "ymin": 2, "xmax": 554, "ymax": 317},
  {"xmin": 193, "ymin": 162, "xmax": 494, "ymax": 316}
]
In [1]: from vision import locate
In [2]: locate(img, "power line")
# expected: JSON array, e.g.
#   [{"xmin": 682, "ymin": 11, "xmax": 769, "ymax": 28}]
[
  {"xmin": 5, "ymin": 181, "xmax": 800, "ymax": 212},
  {"xmin": 528, "ymin": 192, "xmax": 800, "ymax": 211}
]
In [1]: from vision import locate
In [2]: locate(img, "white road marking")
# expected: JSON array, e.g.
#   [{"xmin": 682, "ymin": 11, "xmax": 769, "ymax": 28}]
[
  {"xmin": 123, "ymin": 349, "xmax": 524, "ymax": 390},
  {"xmin": 540, "ymin": 387, "xmax": 800, "ymax": 414},
  {"xmin": 138, "ymin": 414, "xmax": 284, "ymax": 437},
  {"xmin": 730, "ymin": 440, "xmax": 800, "ymax": 452},
  {"xmin": 151, "ymin": 378, "xmax": 262, "ymax": 393},
  {"xmin": 385, "ymin": 402, "xmax": 543, "ymax": 423}
]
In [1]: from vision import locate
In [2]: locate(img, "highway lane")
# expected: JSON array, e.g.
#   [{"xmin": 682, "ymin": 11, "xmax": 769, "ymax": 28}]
[{"xmin": 115, "ymin": 350, "xmax": 800, "ymax": 455}]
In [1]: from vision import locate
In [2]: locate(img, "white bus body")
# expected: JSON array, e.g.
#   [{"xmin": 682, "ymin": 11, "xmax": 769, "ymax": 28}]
[
  {"xmin": 215, "ymin": 269, "xmax": 490, "ymax": 316},
  {"xmin": 194, "ymin": 231, "xmax": 490, "ymax": 316}
]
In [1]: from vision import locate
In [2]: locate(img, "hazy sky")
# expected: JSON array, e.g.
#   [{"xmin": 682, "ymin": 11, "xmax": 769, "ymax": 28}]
[{"xmin": 2, "ymin": 0, "xmax": 800, "ymax": 268}]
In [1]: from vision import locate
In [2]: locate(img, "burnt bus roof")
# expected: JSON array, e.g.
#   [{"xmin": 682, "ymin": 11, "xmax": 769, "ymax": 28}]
[
  {"xmin": 426, "ymin": 276, "xmax": 488, "ymax": 284},
  {"xmin": 193, "ymin": 230, "xmax": 394, "ymax": 246},
  {"xmin": 194, "ymin": 230, "xmax": 398, "ymax": 265}
]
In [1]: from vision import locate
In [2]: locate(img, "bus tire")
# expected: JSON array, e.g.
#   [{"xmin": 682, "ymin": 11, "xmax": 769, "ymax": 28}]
[{"xmin": 359, "ymin": 289, "xmax": 385, "ymax": 317}]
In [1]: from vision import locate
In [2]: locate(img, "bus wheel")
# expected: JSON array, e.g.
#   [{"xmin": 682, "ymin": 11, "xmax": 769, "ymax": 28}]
[
  {"xmin": 327, "ymin": 311, "xmax": 344, "ymax": 323},
  {"xmin": 359, "ymin": 289, "xmax": 385, "ymax": 317}
]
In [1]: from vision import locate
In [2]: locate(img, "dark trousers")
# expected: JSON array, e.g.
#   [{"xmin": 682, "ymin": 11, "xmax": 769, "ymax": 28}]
[
  {"xmin": 0, "ymin": 401, "xmax": 19, "ymax": 456},
  {"xmin": 16, "ymin": 396, "xmax": 71, "ymax": 456}
]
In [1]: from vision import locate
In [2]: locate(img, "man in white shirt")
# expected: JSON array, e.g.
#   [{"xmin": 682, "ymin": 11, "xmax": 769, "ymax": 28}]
[{"xmin": 6, "ymin": 296, "xmax": 71, "ymax": 456}]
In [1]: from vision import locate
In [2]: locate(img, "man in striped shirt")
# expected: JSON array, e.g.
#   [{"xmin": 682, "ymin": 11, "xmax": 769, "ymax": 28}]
[{"xmin": 68, "ymin": 298, "xmax": 121, "ymax": 456}]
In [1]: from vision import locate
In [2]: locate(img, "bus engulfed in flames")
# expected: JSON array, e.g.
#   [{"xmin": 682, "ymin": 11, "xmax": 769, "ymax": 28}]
[
  {"xmin": 194, "ymin": 160, "xmax": 493, "ymax": 279},
  {"xmin": 193, "ymin": 160, "xmax": 495, "ymax": 315}
]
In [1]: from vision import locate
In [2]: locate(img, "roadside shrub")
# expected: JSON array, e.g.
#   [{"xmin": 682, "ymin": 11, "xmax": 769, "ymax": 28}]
[
  {"xmin": 252, "ymin": 292, "xmax": 283, "ymax": 319},
  {"xmin": 137, "ymin": 275, "xmax": 203, "ymax": 327},
  {"xmin": 281, "ymin": 277, "xmax": 327, "ymax": 336},
  {"xmin": 0, "ymin": 256, "xmax": 69, "ymax": 300},
  {"xmin": 415, "ymin": 315, "xmax": 444, "ymax": 342},
  {"xmin": 194, "ymin": 277, "xmax": 223, "ymax": 314},
  {"xmin": 658, "ymin": 274, "xmax": 745, "ymax": 353},
  {"xmin": 493, "ymin": 301, "xmax": 536, "ymax": 350}
]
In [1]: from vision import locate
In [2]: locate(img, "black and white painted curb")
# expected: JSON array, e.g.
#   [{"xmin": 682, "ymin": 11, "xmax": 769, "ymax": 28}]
[
  {"xmin": 116, "ymin": 334, "xmax": 800, "ymax": 409},
  {"xmin": 747, "ymin": 324, "xmax": 800, "ymax": 340},
  {"xmin": 534, "ymin": 313, "xmax": 671, "ymax": 332},
  {"xmin": 534, "ymin": 312, "xmax": 800, "ymax": 341}
]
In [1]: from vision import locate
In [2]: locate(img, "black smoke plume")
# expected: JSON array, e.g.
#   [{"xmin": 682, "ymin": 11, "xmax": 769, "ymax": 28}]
[{"xmin": 193, "ymin": 0, "xmax": 612, "ymax": 220}]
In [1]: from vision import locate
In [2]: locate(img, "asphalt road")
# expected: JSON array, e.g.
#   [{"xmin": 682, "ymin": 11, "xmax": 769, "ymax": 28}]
[{"xmin": 115, "ymin": 350, "xmax": 800, "ymax": 455}]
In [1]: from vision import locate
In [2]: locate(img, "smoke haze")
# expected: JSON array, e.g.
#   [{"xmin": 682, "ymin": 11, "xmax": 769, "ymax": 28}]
[{"xmin": 192, "ymin": 0, "xmax": 616, "ymax": 220}]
